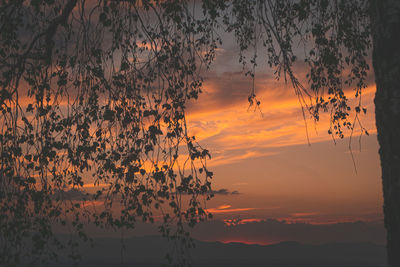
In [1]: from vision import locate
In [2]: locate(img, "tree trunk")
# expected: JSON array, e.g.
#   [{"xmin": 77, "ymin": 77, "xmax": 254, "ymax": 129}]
[{"xmin": 371, "ymin": 1, "xmax": 400, "ymax": 266}]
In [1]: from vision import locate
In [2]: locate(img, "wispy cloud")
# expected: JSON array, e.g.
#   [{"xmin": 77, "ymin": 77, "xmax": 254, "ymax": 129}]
[
  {"xmin": 191, "ymin": 219, "xmax": 385, "ymax": 245},
  {"xmin": 224, "ymin": 218, "xmax": 264, "ymax": 226},
  {"xmin": 217, "ymin": 205, "xmax": 232, "ymax": 209},
  {"xmin": 211, "ymin": 189, "xmax": 241, "ymax": 195},
  {"xmin": 82, "ymin": 183, "xmax": 109, "ymax": 188},
  {"xmin": 206, "ymin": 204, "xmax": 255, "ymax": 214},
  {"xmin": 206, "ymin": 207, "xmax": 255, "ymax": 214},
  {"xmin": 185, "ymin": 61, "xmax": 377, "ymax": 167},
  {"xmin": 205, "ymin": 204, "xmax": 255, "ymax": 214}
]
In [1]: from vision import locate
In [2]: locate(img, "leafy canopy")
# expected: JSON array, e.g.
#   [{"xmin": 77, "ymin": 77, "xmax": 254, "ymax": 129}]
[{"xmin": 0, "ymin": 0, "xmax": 370, "ymax": 266}]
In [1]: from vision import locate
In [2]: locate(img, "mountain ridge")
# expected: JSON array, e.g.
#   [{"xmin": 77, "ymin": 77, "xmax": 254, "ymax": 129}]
[{"xmin": 52, "ymin": 235, "xmax": 386, "ymax": 267}]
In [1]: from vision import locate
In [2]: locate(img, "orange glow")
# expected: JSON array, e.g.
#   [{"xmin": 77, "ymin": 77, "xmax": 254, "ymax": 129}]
[
  {"xmin": 224, "ymin": 218, "xmax": 264, "ymax": 226},
  {"xmin": 219, "ymin": 239, "xmax": 278, "ymax": 246},
  {"xmin": 217, "ymin": 205, "xmax": 232, "ymax": 209},
  {"xmin": 238, "ymin": 218, "xmax": 264, "ymax": 224},
  {"xmin": 81, "ymin": 200, "xmax": 104, "ymax": 208},
  {"xmin": 185, "ymin": 79, "xmax": 377, "ymax": 167},
  {"xmin": 81, "ymin": 183, "xmax": 109, "ymax": 188},
  {"xmin": 206, "ymin": 207, "xmax": 255, "ymax": 214}
]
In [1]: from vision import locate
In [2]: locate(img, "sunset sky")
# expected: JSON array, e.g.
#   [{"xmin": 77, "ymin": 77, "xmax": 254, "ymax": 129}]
[
  {"xmin": 73, "ymin": 44, "xmax": 384, "ymax": 245},
  {"xmin": 11, "ymin": 1, "xmax": 384, "ymax": 247},
  {"xmin": 2, "ymin": 3, "xmax": 392, "ymax": 267},
  {"xmin": 79, "ymin": 28, "xmax": 384, "ymax": 246},
  {"xmin": 75, "ymin": 36, "xmax": 386, "ymax": 247},
  {"xmin": 173, "ymin": 36, "xmax": 384, "ymax": 245}
]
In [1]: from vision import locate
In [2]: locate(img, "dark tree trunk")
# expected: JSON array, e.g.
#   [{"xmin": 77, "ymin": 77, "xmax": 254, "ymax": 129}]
[{"xmin": 371, "ymin": 1, "xmax": 400, "ymax": 266}]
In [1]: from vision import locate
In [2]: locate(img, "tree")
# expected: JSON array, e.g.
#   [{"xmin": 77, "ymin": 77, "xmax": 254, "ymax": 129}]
[
  {"xmin": 370, "ymin": 1, "xmax": 400, "ymax": 266},
  {"xmin": 1, "ymin": 1, "xmax": 215, "ymax": 265},
  {"xmin": 0, "ymin": 0, "xmax": 398, "ymax": 266}
]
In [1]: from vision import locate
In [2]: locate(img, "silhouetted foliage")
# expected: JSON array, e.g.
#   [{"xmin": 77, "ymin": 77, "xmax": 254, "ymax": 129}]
[
  {"xmin": 1, "ymin": 1, "xmax": 216, "ymax": 265},
  {"xmin": 1, "ymin": 0, "xmax": 398, "ymax": 266}
]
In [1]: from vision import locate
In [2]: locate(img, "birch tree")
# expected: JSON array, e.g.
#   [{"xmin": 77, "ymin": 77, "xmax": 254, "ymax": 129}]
[{"xmin": 1, "ymin": 0, "xmax": 398, "ymax": 266}]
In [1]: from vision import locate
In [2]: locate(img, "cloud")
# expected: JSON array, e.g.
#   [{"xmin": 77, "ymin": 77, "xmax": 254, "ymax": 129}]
[
  {"xmin": 206, "ymin": 207, "xmax": 255, "ymax": 214},
  {"xmin": 211, "ymin": 189, "xmax": 240, "ymax": 195},
  {"xmin": 184, "ymin": 60, "xmax": 378, "ymax": 167},
  {"xmin": 82, "ymin": 183, "xmax": 109, "ymax": 188},
  {"xmin": 191, "ymin": 219, "xmax": 385, "ymax": 245},
  {"xmin": 217, "ymin": 205, "xmax": 232, "ymax": 209},
  {"xmin": 223, "ymin": 218, "xmax": 264, "ymax": 227},
  {"xmin": 205, "ymin": 204, "xmax": 255, "ymax": 214},
  {"xmin": 207, "ymin": 150, "xmax": 278, "ymax": 167},
  {"xmin": 52, "ymin": 188, "xmax": 90, "ymax": 200},
  {"xmin": 52, "ymin": 188, "xmax": 104, "ymax": 207}
]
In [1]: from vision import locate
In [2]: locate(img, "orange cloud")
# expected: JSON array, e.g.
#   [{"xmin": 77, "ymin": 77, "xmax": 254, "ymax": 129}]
[
  {"xmin": 82, "ymin": 183, "xmax": 109, "ymax": 188},
  {"xmin": 223, "ymin": 218, "xmax": 264, "ymax": 227},
  {"xmin": 206, "ymin": 206, "xmax": 255, "ymax": 214},
  {"xmin": 217, "ymin": 205, "xmax": 232, "ymax": 210},
  {"xmin": 238, "ymin": 218, "xmax": 264, "ymax": 224},
  {"xmin": 219, "ymin": 239, "xmax": 276, "ymax": 246},
  {"xmin": 208, "ymin": 150, "xmax": 278, "ymax": 167},
  {"xmin": 185, "ymin": 79, "xmax": 377, "ymax": 167}
]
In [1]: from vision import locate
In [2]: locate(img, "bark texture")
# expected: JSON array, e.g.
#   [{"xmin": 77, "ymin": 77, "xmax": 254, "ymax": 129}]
[{"xmin": 371, "ymin": 1, "xmax": 400, "ymax": 266}]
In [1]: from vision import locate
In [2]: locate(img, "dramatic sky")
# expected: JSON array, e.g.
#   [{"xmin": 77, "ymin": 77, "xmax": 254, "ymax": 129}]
[
  {"xmin": 83, "ymin": 39, "xmax": 385, "ymax": 246},
  {"xmin": 47, "ymin": 2, "xmax": 384, "ymax": 246},
  {"xmin": 77, "ymin": 46, "xmax": 384, "ymax": 245},
  {"xmin": 175, "ymin": 36, "xmax": 384, "ymax": 245}
]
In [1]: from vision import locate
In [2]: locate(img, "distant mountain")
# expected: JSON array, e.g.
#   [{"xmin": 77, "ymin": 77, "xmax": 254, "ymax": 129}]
[{"xmin": 54, "ymin": 236, "xmax": 386, "ymax": 267}]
